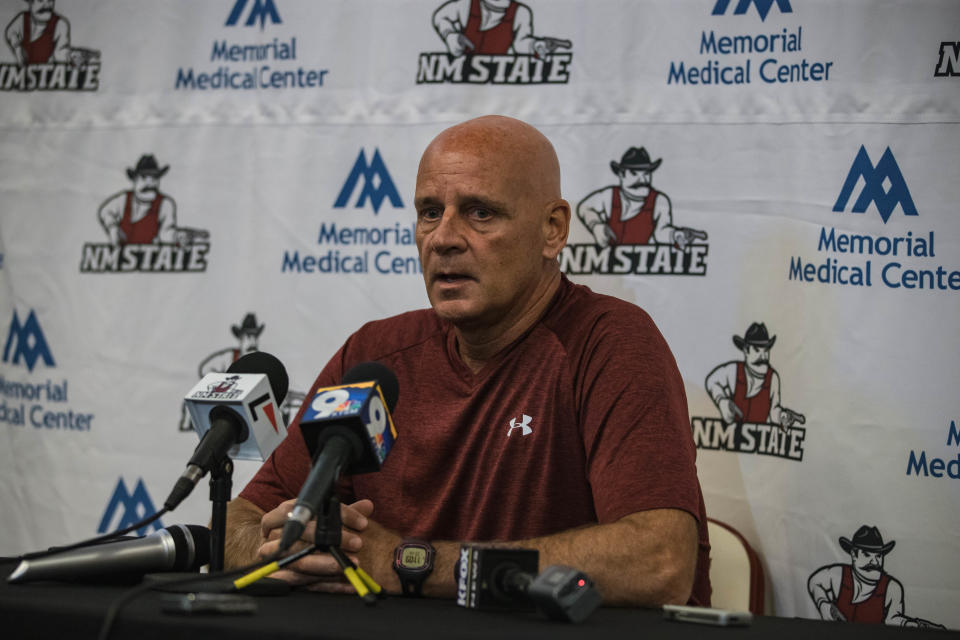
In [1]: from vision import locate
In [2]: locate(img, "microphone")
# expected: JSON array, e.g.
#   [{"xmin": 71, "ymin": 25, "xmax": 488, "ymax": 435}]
[
  {"xmin": 279, "ymin": 362, "xmax": 398, "ymax": 552},
  {"xmin": 7, "ymin": 525, "xmax": 210, "ymax": 584},
  {"xmin": 456, "ymin": 546, "xmax": 601, "ymax": 623},
  {"xmin": 166, "ymin": 351, "xmax": 289, "ymax": 510}
]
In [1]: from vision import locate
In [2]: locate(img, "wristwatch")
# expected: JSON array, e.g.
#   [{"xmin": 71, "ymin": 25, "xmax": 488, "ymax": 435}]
[{"xmin": 393, "ymin": 540, "xmax": 435, "ymax": 596}]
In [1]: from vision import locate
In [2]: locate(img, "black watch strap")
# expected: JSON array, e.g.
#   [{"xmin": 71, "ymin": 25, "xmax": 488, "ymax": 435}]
[{"xmin": 393, "ymin": 540, "xmax": 435, "ymax": 597}]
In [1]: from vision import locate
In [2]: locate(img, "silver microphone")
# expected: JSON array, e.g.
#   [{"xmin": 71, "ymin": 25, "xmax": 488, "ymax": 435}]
[{"xmin": 7, "ymin": 524, "xmax": 210, "ymax": 583}]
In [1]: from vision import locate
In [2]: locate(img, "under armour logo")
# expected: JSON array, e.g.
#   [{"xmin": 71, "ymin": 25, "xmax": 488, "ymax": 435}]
[{"xmin": 508, "ymin": 414, "xmax": 533, "ymax": 437}]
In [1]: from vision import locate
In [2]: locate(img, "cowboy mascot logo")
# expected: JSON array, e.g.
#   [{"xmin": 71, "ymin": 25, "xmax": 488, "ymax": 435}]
[
  {"xmin": 178, "ymin": 313, "xmax": 304, "ymax": 432},
  {"xmin": 690, "ymin": 322, "xmax": 806, "ymax": 461},
  {"xmin": 417, "ymin": 0, "xmax": 573, "ymax": 84},
  {"xmin": 80, "ymin": 155, "xmax": 211, "ymax": 273},
  {"xmin": 1, "ymin": 0, "xmax": 101, "ymax": 91},
  {"xmin": 561, "ymin": 147, "xmax": 709, "ymax": 276},
  {"xmin": 807, "ymin": 525, "xmax": 945, "ymax": 628}
]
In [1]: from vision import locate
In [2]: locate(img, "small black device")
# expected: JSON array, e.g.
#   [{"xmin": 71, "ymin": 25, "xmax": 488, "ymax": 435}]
[
  {"xmin": 662, "ymin": 604, "xmax": 754, "ymax": 626},
  {"xmin": 393, "ymin": 539, "xmax": 435, "ymax": 596},
  {"xmin": 161, "ymin": 593, "xmax": 257, "ymax": 616}
]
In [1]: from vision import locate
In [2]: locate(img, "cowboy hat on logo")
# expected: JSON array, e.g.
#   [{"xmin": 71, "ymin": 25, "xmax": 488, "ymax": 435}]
[
  {"xmin": 126, "ymin": 154, "xmax": 170, "ymax": 180},
  {"xmin": 232, "ymin": 313, "xmax": 264, "ymax": 339},
  {"xmin": 610, "ymin": 147, "xmax": 662, "ymax": 175},
  {"xmin": 733, "ymin": 322, "xmax": 776, "ymax": 350},
  {"xmin": 839, "ymin": 525, "xmax": 896, "ymax": 556}
]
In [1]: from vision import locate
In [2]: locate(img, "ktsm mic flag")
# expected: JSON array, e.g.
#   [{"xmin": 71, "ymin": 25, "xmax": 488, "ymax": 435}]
[{"xmin": 184, "ymin": 368, "xmax": 286, "ymax": 462}]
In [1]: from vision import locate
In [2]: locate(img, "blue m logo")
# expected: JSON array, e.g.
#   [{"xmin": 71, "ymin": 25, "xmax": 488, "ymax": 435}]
[
  {"xmin": 98, "ymin": 478, "xmax": 164, "ymax": 536},
  {"xmin": 712, "ymin": 0, "xmax": 792, "ymax": 21},
  {"xmin": 225, "ymin": 0, "xmax": 281, "ymax": 30},
  {"xmin": 833, "ymin": 146, "xmax": 917, "ymax": 224},
  {"xmin": 334, "ymin": 149, "xmax": 404, "ymax": 214},
  {"xmin": 3, "ymin": 309, "xmax": 55, "ymax": 373}
]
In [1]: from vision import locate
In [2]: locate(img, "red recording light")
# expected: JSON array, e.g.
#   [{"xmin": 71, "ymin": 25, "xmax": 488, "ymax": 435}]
[{"xmin": 577, "ymin": 579, "xmax": 586, "ymax": 587}]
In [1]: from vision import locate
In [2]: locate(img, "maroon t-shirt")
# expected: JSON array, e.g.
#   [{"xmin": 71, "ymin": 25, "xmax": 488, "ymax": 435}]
[{"xmin": 240, "ymin": 275, "xmax": 711, "ymax": 604}]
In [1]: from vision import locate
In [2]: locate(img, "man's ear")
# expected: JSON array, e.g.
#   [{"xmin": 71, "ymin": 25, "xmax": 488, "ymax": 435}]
[{"xmin": 542, "ymin": 199, "xmax": 570, "ymax": 260}]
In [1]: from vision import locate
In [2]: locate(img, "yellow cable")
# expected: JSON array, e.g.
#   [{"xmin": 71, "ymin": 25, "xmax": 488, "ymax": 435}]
[
  {"xmin": 233, "ymin": 561, "xmax": 280, "ymax": 590},
  {"xmin": 342, "ymin": 567, "xmax": 371, "ymax": 598}
]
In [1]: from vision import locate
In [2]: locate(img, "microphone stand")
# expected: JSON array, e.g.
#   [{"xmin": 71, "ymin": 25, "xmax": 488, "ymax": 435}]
[
  {"xmin": 208, "ymin": 457, "xmax": 233, "ymax": 572},
  {"xmin": 314, "ymin": 493, "xmax": 382, "ymax": 604}
]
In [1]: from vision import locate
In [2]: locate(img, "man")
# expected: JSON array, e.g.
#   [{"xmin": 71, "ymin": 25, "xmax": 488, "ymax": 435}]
[
  {"xmin": 225, "ymin": 116, "xmax": 710, "ymax": 607},
  {"xmin": 4, "ymin": 0, "xmax": 70, "ymax": 65},
  {"xmin": 704, "ymin": 322, "xmax": 804, "ymax": 430},
  {"xmin": 97, "ymin": 155, "xmax": 177, "ymax": 246},
  {"xmin": 577, "ymin": 147, "xmax": 706, "ymax": 249},
  {"xmin": 807, "ymin": 525, "xmax": 944, "ymax": 628},
  {"xmin": 432, "ymin": 0, "xmax": 568, "ymax": 58}
]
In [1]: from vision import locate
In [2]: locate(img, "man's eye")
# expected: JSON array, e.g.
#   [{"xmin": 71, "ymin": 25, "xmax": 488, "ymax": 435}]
[
  {"xmin": 470, "ymin": 207, "xmax": 493, "ymax": 220},
  {"xmin": 419, "ymin": 209, "xmax": 441, "ymax": 221}
]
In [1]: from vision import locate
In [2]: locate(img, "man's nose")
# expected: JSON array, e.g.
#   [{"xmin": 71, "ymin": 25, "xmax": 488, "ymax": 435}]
[{"xmin": 427, "ymin": 209, "xmax": 467, "ymax": 253}]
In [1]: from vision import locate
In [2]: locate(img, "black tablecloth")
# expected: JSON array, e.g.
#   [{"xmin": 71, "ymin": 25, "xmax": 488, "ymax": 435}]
[{"xmin": 0, "ymin": 562, "xmax": 957, "ymax": 640}]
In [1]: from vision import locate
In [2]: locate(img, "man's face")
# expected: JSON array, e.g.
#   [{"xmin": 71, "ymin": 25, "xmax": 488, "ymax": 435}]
[
  {"xmin": 618, "ymin": 168, "xmax": 653, "ymax": 198},
  {"xmin": 133, "ymin": 173, "xmax": 160, "ymax": 202},
  {"xmin": 743, "ymin": 344, "xmax": 770, "ymax": 374},
  {"xmin": 852, "ymin": 548, "xmax": 884, "ymax": 581},
  {"xmin": 28, "ymin": 0, "xmax": 54, "ymax": 22},
  {"xmin": 414, "ymin": 144, "xmax": 551, "ymax": 332}
]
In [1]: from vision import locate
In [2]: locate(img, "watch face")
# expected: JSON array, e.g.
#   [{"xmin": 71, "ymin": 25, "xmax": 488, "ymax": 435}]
[{"xmin": 400, "ymin": 546, "xmax": 428, "ymax": 569}]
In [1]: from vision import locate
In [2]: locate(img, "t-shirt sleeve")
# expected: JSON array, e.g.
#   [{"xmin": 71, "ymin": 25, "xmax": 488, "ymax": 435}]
[
  {"xmin": 575, "ymin": 306, "xmax": 701, "ymax": 525},
  {"xmin": 238, "ymin": 347, "xmax": 346, "ymax": 513}
]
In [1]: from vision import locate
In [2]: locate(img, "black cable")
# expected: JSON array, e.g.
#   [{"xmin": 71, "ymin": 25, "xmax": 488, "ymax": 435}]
[
  {"xmin": 96, "ymin": 550, "xmax": 283, "ymax": 640},
  {"xmin": 19, "ymin": 508, "xmax": 170, "ymax": 561}
]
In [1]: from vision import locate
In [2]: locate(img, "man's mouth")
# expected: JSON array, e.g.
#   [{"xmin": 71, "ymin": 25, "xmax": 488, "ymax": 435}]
[{"xmin": 435, "ymin": 272, "xmax": 472, "ymax": 284}]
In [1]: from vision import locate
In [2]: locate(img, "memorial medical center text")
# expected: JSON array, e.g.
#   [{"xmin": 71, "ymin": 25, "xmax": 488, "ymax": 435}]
[
  {"xmin": 282, "ymin": 223, "xmax": 421, "ymax": 275},
  {"xmin": 175, "ymin": 37, "xmax": 328, "ymax": 91},
  {"xmin": 789, "ymin": 227, "xmax": 958, "ymax": 292},
  {"xmin": 668, "ymin": 27, "xmax": 835, "ymax": 85},
  {"xmin": 0, "ymin": 376, "xmax": 94, "ymax": 431}
]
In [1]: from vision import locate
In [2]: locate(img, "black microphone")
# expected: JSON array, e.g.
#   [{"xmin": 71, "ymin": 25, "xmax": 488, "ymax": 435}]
[
  {"xmin": 456, "ymin": 546, "xmax": 601, "ymax": 623},
  {"xmin": 7, "ymin": 525, "xmax": 210, "ymax": 584},
  {"xmin": 278, "ymin": 362, "xmax": 398, "ymax": 552},
  {"xmin": 166, "ymin": 351, "xmax": 289, "ymax": 510}
]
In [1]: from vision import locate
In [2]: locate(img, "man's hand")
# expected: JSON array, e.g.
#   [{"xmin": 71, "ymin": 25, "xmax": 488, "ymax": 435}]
[
  {"xmin": 590, "ymin": 222, "xmax": 618, "ymax": 247},
  {"xmin": 778, "ymin": 407, "xmax": 805, "ymax": 432},
  {"xmin": 672, "ymin": 227, "xmax": 707, "ymax": 251},
  {"xmin": 444, "ymin": 32, "xmax": 475, "ymax": 56},
  {"xmin": 903, "ymin": 617, "xmax": 946, "ymax": 629},
  {"xmin": 257, "ymin": 498, "xmax": 374, "ymax": 592},
  {"xmin": 819, "ymin": 600, "xmax": 846, "ymax": 621},
  {"xmin": 532, "ymin": 36, "xmax": 572, "ymax": 59},
  {"xmin": 718, "ymin": 397, "xmax": 743, "ymax": 424}
]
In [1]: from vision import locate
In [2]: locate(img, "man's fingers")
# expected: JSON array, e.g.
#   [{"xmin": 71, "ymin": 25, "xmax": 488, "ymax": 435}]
[
  {"xmin": 341, "ymin": 499, "xmax": 373, "ymax": 531},
  {"xmin": 260, "ymin": 498, "xmax": 298, "ymax": 536}
]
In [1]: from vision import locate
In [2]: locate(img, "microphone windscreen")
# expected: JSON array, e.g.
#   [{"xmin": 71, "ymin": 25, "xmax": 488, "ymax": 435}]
[
  {"xmin": 342, "ymin": 362, "xmax": 399, "ymax": 411},
  {"xmin": 228, "ymin": 351, "xmax": 289, "ymax": 404},
  {"xmin": 167, "ymin": 524, "xmax": 212, "ymax": 571}
]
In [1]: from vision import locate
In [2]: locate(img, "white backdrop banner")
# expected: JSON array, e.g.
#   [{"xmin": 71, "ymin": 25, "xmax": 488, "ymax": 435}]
[{"xmin": 1, "ymin": 0, "xmax": 958, "ymax": 629}]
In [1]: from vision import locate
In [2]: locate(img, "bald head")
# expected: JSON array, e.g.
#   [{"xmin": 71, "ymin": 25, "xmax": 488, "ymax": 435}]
[{"xmin": 419, "ymin": 116, "xmax": 562, "ymax": 203}]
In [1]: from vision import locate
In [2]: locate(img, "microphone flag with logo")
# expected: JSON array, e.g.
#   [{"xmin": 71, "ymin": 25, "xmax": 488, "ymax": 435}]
[
  {"xmin": 184, "ymin": 351, "xmax": 289, "ymax": 462},
  {"xmin": 279, "ymin": 362, "xmax": 398, "ymax": 552},
  {"xmin": 166, "ymin": 351, "xmax": 289, "ymax": 510}
]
